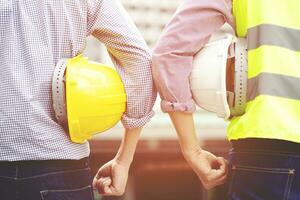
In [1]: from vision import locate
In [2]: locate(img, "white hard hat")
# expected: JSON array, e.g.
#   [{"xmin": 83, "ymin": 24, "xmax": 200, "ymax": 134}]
[{"xmin": 190, "ymin": 23, "xmax": 248, "ymax": 119}]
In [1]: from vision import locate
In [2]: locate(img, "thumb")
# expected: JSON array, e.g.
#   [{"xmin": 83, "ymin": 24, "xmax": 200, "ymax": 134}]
[{"xmin": 214, "ymin": 157, "xmax": 227, "ymax": 176}]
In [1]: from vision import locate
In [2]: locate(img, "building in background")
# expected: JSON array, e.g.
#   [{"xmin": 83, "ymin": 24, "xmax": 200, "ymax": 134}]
[{"xmin": 85, "ymin": 0, "xmax": 182, "ymax": 62}]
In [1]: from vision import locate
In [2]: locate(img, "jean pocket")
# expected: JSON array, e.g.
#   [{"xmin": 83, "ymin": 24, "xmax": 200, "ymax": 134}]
[
  {"xmin": 40, "ymin": 185, "xmax": 94, "ymax": 200},
  {"xmin": 228, "ymin": 165, "xmax": 295, "ymax": 200}
]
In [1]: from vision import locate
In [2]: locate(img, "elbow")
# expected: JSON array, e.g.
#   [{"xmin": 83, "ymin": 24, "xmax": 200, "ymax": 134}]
[
  {"xmin": 151, "ymin": 52, "xmax": 161, "ymax": 69},
  {"xmin": 152, "ymin": 45, "xmax": 165, "ymax": 63},
  {"xmin": 141, "ymin": 47, "xmax": 152, "ymax": 64},
  {"xmin": 151, "ymin": 47, "xmax": 168, "ymax": 74}
]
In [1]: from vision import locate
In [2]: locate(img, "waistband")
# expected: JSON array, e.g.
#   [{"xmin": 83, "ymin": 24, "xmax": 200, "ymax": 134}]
[
  {"xmin": 0, "ymin": 157, "xmax": 90, "ymax": 169},
  {"xmin": 231, "ymin": 138, "xmax": 300, "ymax": 153}
]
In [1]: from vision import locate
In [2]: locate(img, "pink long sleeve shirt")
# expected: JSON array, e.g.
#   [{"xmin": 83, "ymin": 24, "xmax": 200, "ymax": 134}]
[{"xmin": 152, "ymin": 0, "xmax": 234, "ymax": 113}]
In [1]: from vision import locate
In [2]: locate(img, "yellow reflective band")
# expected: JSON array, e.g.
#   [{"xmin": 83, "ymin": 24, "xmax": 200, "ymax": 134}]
[
  {"xmin": 228, "ymin": 95, "xmax": 300, "ymax": 143},
  {"xmin": 248, "ymin": 46, "xmax": 300, "ymax": 79},
  {"xmin": 248, "ymin": 0, "xmax": 300, "ymax": 30}
]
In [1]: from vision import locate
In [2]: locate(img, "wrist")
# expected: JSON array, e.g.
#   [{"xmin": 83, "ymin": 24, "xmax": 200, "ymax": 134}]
[
  {"xmin": 114, "ymin": 154, "xmax": 133, "ymax": 168},
  {"xmin": 182, "ymin": 145, "xmax": 203, "ymax": 162},
  {"xmin": 113, "ymin": 127, "xmax": 141, "ymax": 168}
]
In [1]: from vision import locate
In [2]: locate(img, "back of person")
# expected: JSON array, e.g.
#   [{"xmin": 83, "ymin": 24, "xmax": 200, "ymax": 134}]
[
  {"xmin": 228, "ymin": 0, "xmax": 300, "ymax": 144},
  {"xmin": 0, "ymin": 1, "xmax": 89, "ymax": 161},
  {"xmin": 227, "ymin": 0, "xmax": 300, "ymax": 199},
  {"xmin": 152, "ymin": 0, "xmax": 299, "ymax": 197},
  {"xmin": 1, "ymin": 1, "xmax": 155, "ymax": 199}
]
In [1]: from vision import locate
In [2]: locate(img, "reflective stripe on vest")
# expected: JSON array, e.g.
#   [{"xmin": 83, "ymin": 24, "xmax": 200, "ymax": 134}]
[
  {"xmin": 248, "ymin": 24, "xmax": 300, "ymax": 52},
  {"xmin": 247, "ymin": 73, "xmax": 300, "ymax": 101},
  {"xmin": 228, "ymin": 0, "xmax": 300, "ymax": 143}
]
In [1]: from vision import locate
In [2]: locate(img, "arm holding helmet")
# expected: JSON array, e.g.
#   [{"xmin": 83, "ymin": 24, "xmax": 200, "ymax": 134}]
[
  {"xmin": 88, "ymin": 0, "xmax": 156, "ymax": 196},
  {"xmin": 152, "ymin": 0, "xmax": 233, "ymax": 189},
  {"xmin": 88, "ymin": 0, "xmax": 156, "ymax": 129}
]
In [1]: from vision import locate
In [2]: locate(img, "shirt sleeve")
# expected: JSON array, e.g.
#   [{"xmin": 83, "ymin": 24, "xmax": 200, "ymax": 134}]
[
  {"xmin": 152, "ymin": 0, "xmax": 234, "ymax": 113},
  {"xmin": 87, "ymin": 0, "xmax": 157, "ymax": 129}
]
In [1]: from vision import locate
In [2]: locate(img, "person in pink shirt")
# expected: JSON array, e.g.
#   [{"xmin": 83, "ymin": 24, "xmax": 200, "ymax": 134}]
[
  {"xmin": 152, "ymin": 0, "xmax": 233, "ymax": 189},
  {"xmin": 153, "ymin": 1, "xmax": 300, "ymax": 200}
]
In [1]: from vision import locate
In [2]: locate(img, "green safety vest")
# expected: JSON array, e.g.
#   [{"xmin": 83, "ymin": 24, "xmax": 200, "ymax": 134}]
[{"xmin": 228, "ymin": 0, "xmax": 300, "ymax": 143}]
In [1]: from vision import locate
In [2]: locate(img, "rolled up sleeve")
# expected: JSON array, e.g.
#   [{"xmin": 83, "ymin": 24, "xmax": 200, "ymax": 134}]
[
  {"xmin": 87, "ymin": 0, "xmax": 157, "ymax": 128},
  {"xmin": 152, "ymin": 0, "xmax": 233, "ymax": 113}
]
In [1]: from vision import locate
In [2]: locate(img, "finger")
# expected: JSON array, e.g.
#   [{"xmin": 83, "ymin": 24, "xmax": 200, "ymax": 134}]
[
  {"xmin": 207, "ymin": 169, "xmax": 222, "ymax": 183},
  {"xmin": 97, "ymin": 163, "xmax": 111, "ymax": 177},
  {"xmin": 214, "ymin": 168, "xmax": 228, "ymax": 181},
  {"xmin": 209, "ymin": 165, "xmax": 228, "ymax": 183},
  {"xmin": 94, "ymin": 168, "xmax": 104, "ymax": 180},
  {"xmin": 93, "ymin": 172, "xmax": 103, "ymax": 189},
  {"xmin": 202, "ymin": 184, "xmax": 211, "ymax": 190},
  {"xmin": 217, "ymin": 173, "xmax": 228, "ymax": 185},
  {"xmin": 224, "ymin": 158, "xmax": 229, "ymax": 165},
  {"xmin": 215, "ymin": 157, "xmax": 228, "ymax": 176},
  {"xmin": 98, "ymin": 177, "xmax": 111, "ymax": 194},
  {"xmin": 203, "ymin": 173, "xmax": 227, "ymax": 190},
  {"xmin": 100, "ymin": 186, "xmax": 115, "ymax": 196},
  {"xmin": 101, "ymin": 181, "xmax": 121, "ymax": 197},
  {"xmin": 102, "ymin": 185, "xmax": 114, "ymax": 196},
  {"xmin": 216, "ymin": 169, "xmax": 228, "ymax": 182},
  {"xmin": 203, "ymin": 182, "xmax": 215, "ymax": 190},
  {"xmin": 103, "ymin": 177, "xmax": 112, "ymax": 187},
  {"xmin": 97, "ymin": 178, "xmax": 105, "ymax": 194},
  {"xmin": 100, "ymin": 177, "xmax": 112, "ymax": 186},
  {"xmin": 92, "ymin": 177, "xmax": 98, "ymax": 189},
  {"xmin": 217, "ymin": 157, "xmax": 227, "ymax": 169}
]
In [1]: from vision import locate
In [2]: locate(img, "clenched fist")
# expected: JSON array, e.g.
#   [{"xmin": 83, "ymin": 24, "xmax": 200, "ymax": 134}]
[{"xmin": 93, "ymin": 159, "xmax": 130, "ymax": 196}]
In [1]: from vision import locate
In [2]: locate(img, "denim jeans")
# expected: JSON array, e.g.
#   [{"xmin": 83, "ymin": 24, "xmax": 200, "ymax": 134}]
[
  {"xmin": 227, "ymin": 139, "xmax": 300, "ymax": 200},
  {"xmin": 0, "ymin": 157, "xmax": 94, "ymax": 200}
]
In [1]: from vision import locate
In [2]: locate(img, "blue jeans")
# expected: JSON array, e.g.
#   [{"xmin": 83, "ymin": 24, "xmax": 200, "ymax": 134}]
[
  {"xmin": 227, "ymin": 139, "xmax": 300, "ymax": 200},
  {"xmin": 0, "ymin": 157, "xmax": 94, "ymax": 200}
]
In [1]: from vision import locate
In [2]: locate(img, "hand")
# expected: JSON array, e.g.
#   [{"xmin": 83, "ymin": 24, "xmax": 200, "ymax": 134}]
[
  {"xmin": 184, "ymin": 148, "xmax": 228, "ymax": 190},
  {"xmin": 93, "ymin": 159, "xmax": 130, "ymax": 196}
]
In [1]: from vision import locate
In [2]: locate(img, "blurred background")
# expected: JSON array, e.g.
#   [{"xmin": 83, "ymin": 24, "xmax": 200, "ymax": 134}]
[{"xmin": 84, "ymin": 0, "xmax": 231, "ymax": 199}]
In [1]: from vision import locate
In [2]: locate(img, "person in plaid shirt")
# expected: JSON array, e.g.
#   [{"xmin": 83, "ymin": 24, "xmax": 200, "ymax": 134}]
[{"xmin": 0, "ymin": 0, "xmax": 156, "ymax": 199}]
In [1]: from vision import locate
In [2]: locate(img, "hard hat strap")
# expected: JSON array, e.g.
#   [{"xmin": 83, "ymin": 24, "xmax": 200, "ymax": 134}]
[
  {"xmin": 52, "ymin": 59, "xmax": 69, "ymax": 132},
  {"xmin": 230, "ymin": 37, "xmax": 248, "ymax": 117}
]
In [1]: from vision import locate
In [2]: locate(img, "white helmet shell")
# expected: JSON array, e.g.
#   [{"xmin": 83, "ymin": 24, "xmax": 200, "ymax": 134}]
[{"xmin": 190, "ymin": 23, "xmax": 247, "ymax": 119}]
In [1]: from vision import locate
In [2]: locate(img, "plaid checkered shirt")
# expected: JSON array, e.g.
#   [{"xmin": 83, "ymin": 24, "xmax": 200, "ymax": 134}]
[{"xmin": 0, "ymin": 0, "xmax": 156, "ymax": 161}]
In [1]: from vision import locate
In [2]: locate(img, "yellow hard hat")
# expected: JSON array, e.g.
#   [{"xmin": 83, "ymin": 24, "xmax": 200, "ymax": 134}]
[{"xmin": 52, "ymin": 55, "xmax": 126, "ymax": 143}]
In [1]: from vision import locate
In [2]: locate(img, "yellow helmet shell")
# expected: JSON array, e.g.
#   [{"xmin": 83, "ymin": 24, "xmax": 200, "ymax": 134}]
[{"xmin": 53, "ymin": 55, "xmax": 126, "ymax": 143}]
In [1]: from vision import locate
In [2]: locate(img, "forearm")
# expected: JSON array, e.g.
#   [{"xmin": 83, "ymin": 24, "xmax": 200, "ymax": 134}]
[
  {"xmin": 114, "ymin": 127, "xmax": 142, "ymax": 166},
  {"xmin": 168, "ymin": 112, "xmax": 202, "ymax": 157}
]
